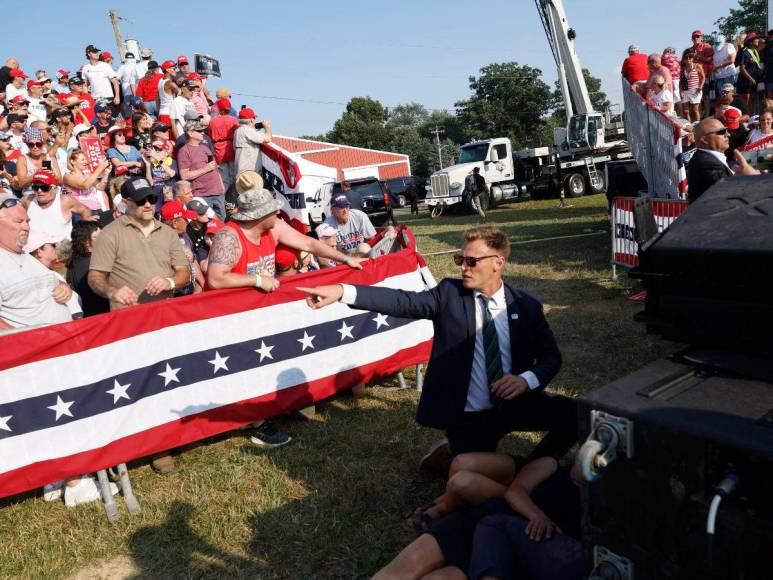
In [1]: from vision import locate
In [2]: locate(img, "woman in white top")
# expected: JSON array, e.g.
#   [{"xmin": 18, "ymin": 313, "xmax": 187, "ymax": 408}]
[
  {"xmin": 650, "ymin": 75, "xmax": 675, "ymax": 116},
  {"xmin": 61, "ymin": 150, "xmax": 111, "ymax": 212},
  {"xmin": 745, "ymin": 110, "xmax": 773, "ymax": 148}
]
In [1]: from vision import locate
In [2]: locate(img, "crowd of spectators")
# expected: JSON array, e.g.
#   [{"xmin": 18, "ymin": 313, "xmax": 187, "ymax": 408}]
[
  {"xmin": 621, "ymin": 28, "xmax": 772, "ymax": 202},
  {"xmin": 0, "ymin": 44, "xmax": 382, "ymax": 505}
]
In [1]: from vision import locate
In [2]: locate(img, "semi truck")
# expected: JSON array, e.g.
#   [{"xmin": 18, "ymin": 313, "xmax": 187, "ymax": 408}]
[{"xmin": 425, "ymin": 0, "xmax": 635, "ymax": 215}]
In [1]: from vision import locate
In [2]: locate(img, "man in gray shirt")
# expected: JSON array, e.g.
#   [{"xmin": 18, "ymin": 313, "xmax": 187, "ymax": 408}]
[{"xmin": 323, "ymin": 194, "xmax": 378, "ymax": 255}]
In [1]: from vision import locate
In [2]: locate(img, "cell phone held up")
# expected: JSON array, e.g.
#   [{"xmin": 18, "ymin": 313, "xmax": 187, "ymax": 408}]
[
  {"xmin": 254, "ymin": 121, "xmax": 264, "ymax": 130},
  {"xmin": 42, "ymin": 160, "xmax": 52, "ymax": 170}
]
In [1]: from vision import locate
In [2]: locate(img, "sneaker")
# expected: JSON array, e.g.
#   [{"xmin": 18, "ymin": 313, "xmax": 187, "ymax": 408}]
[
  {"xmin": 64, "ymin": 476, "xmax": 118, "ymax": 508},
  {"xmin": 419, "ymin": 438, "xmax": 451, "ymax": 472},
  {"xmin": 43, "ymin": 480, "xmax": 65, "ymax": 502},
  {"xmin": 250, "ymin": 421, "xmax": 292, "ymax": 447}
]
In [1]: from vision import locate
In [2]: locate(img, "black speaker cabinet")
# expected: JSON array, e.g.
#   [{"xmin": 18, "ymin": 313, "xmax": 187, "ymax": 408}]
[
  {"xmin": 633, "ymin": 174, "xmax": 773, "ymax": 355},
  {"xmin": 578, "ymin": 355, "xmax": 773, "ymax": 579}
]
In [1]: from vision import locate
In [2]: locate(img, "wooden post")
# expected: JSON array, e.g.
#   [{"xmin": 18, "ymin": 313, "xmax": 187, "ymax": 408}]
[{"xmin": 108, "ymin": 9, "xmax": 126, "ymax": 61}]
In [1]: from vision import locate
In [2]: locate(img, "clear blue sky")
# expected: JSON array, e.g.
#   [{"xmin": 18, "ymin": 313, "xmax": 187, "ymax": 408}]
[{"xmin": 6, "ymin": 0, "xmax": 739, "ymax": 137}]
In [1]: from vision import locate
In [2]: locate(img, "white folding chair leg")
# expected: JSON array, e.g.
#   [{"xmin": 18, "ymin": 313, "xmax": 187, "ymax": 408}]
[
  {"xmin": 415, "ymin": 364, "xmax": 424, "ymax": 391},
  {"xmin": 96, "ymin": 469, "xmax": 120, "ymax": 522},
  {"xmin": 117, "ymin": 463, "xmax": 141, "ymax": 515},
  {"xmin": 396, "ymin": 371, "xmax": 408, "ymax": 390}
]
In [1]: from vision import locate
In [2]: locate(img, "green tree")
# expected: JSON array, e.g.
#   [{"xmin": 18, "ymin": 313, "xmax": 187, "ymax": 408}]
[
  {"xmin": 714, "ymin": 0, "xmax": 767, "ymax": 40},
  {"xmin": 551, "ymin": 68, "xmax": 611, "ymax": 121},
  {"xmin": 326, "ymin": 97, "xmax": 394, "ymax": 150},
  {"xmin": 454, "ymin": 62, "xmax": 554, "ymax": 149},
  {"xmin": 383, "ymin": 103, "xmax": 431, "ymax": 178}
]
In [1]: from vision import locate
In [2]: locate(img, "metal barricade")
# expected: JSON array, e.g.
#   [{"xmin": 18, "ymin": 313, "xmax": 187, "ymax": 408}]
[
  {"xmin": 611, "ymin": 196, "xmax": 688, "ymax": 278},
  {"xmin": 621, "ymin": 79, "xmax": 687, "ymax": 200}
]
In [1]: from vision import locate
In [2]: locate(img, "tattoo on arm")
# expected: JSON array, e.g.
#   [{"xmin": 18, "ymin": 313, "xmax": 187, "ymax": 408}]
[
  {"xmin": 88, "ymin": 270, "xmax": 113, "ymax": 299},
  {"xmin": 208, "ymin": 228, "xmax": 241, "ymax": 267}
]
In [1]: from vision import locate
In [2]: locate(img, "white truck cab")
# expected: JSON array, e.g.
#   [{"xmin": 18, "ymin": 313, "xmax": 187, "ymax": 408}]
[{"xmin": 425, "ymin": 138, "xmax": 522, "ymax": 213}]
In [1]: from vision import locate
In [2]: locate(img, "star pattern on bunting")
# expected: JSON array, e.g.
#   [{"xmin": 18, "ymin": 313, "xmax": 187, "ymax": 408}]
[
  {"xmin": 297, "ymin": 331, "xmax": 316, "ymax": 351},
  {"xmin": 373, "ymin": 313, "xmax": 390, "ymax": 329},
  {"xmin": 106, "ymin": 380, "xmax": 131, "ymax": 404},
  {"xmin": 255, "ymin": 340, "xmax": 274, "ymax": 362},
  {"xmin": 0, "ymin": 415, "xmax": 12, "ymax": 432},
  {"xmin": 209, "ymin": 351, "xmax": 230, "ymax": 373},
  {"xmin": 337, "ymin": 321, "xmax": 354, "ymax": 341},
  {"xmin": 159, "ymin": 363, "xmax": 181, "ymax": 387},
  {"xmin": 48, "ymin": 395, "xmax": 74, "ymax": 421}
]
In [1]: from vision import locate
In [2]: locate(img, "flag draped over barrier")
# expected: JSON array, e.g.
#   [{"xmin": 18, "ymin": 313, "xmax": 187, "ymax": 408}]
[{"xmin": 0, "ymin": 230, "xmax": 433, "ymax": 499}]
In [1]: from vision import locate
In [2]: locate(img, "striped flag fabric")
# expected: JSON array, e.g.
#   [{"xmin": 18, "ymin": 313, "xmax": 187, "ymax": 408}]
[{"xmin": 0, "ymin": 235, "xmax": 434, "ymax": 499}]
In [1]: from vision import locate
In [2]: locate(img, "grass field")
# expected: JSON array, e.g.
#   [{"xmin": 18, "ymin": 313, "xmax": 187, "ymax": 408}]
[{"xmin": 0, "ymin": 194, "xmax": 674, "ymax": 579}]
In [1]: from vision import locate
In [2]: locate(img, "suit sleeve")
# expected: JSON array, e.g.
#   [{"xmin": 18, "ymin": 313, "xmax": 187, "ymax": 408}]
[
  {"xmin": 528, "ymin": 301, "xmax": 562, "ymax": 390},
  {"xmin": 350, "ymin": 280, "xmax": 445, "ymax": 320}
]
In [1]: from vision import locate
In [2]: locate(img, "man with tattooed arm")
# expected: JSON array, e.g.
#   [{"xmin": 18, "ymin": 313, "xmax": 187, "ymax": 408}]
[{"xmin": 205, "ymin": 187, "xmax": 364, "ymax": 446}]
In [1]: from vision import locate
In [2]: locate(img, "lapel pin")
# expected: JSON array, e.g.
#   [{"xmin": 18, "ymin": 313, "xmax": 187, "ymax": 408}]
[{"xmin": 510, "ymin": 313, "xmax": 519, "ymax": 320}]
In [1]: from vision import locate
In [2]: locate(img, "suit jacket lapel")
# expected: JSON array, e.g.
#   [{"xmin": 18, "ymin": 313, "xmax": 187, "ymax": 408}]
[
  {"xmin": 462, "ymin": 290, "xmax": 476, "ymax": 340},
  {"xmin": 504, "ymin": 284, "xmax": 522, "ymax": 357}
]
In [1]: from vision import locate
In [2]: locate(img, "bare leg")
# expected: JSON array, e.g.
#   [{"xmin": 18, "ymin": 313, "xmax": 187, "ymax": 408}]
[
  {"xmin": 448, "ymin": 453, "xmax": 517, "ymax": 484},
  {"xmin": 691, "ymin": 103, "xmax": 701, "ymax": 122},
  {"xmin": 374, "ymin": 534, "xmax": 446, "ymax": 580}
]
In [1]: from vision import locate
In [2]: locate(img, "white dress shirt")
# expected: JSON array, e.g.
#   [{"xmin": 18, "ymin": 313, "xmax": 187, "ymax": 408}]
[{"xmin": 340, "ymin": 281, "xmax": 539, "ymax": 412}]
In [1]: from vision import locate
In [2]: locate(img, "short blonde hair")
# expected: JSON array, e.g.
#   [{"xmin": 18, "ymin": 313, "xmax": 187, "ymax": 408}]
[{"xmin": 462, "ymin": 226, "xmax": 510, "ymax": 259}]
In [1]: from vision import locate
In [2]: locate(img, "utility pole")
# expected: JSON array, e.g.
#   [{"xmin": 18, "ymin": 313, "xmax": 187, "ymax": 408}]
[
  {"xmin": 108, "ymin": 9, "xmax": 126, "ymax": 61},
  {"xmin": 433, "ymin": 126, "xmax": 445, "ymax": 169}
]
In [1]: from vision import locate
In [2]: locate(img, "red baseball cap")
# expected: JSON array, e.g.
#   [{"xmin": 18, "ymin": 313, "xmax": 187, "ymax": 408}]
[
  {"xmin": 161, "ymin": 60, "xmax": 176, "ymax": 71},
  {"xmin": 238, "ymin": 107, "xmax": 256, "ymax": 120},
  {"xmin": 100, "ymin": 51, "xmax": 113, "ymax": 61},
  {"xmin": 26, "ymin": 79, "xmax": 41, "ymax": 90},
  {"xmin": 31, "ymin": 170, "xmax": 57, "ymax": 185},
  {"xmin": 723, "ymin": 108, "xmax": 741, "ymax": 129},
  {"xmin": 215, "ymin": 98, "xmax": 232, "ymax": 111},
  {"xmin": 57, "ymin": 69, "xmax": 70, "ymax": 79},
  {"xmin": 9, "ymin": 68, "xmax": 27, "ymax": 79},
  {"xmin": 187, "ymin": 72, "xmax": 202, "ymax": 81},
  {"xmin": 692, "ymin": 29, "xmax": 703, "ymax": 37},
  {"xmin": 275, "ymin": 244, "xmax": 300, "ymax": 269},
  {"xmin": 177, "ymin": 55, "xmax": 188, "ymax": 64},
  {"xmin": 113, "ymin": 165, "xmax": 129, "ymax": 176},
  {"xmin": 206, "ymin": 218, "xmax": 225, "ymax": 235},
  {"xmin": 11, "ymin": 95, "xmax": 29, "ymax": 105},
  {"xmin": 160, "ymin": 200, "xmax": 197, "ymax": 221}
]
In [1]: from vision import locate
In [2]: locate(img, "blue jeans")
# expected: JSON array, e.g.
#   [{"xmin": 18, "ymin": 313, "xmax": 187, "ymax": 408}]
[
  {"xmin": 143, "ymin": 100, "xmax": 158, "ymax": 118},
  {"xmin": 468, "ymin": 514, "xmax": 583, "ymax": 580}
]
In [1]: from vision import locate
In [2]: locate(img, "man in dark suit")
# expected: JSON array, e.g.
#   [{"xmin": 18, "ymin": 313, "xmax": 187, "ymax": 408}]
[
  {"xmin": 687, "ymin": 118, "xmax": 759, "ymax": 204},
  {"xmin": 299, "ymin": 226, "xmax": 577, "ymax": 464}
]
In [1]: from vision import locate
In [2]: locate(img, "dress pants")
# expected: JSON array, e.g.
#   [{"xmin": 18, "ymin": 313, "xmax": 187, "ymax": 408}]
[{"xmin": 445, "ymin": 390, "xmax": 578, "ymax": 461}]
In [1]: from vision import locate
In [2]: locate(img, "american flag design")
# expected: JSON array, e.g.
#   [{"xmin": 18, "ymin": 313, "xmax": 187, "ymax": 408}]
[{"xmin": 0, "ymin": 233, "xmax": 434, "ymax": 499}]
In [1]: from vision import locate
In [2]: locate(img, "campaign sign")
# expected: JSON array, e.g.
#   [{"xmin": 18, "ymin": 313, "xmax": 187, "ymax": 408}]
[
  {"xmin": 78, "ymin": 136, "xmax": 106, "ymax": 174},
  {"xmin": 195, "ymin": 54, "xmax": 221, "ymax": 78}
]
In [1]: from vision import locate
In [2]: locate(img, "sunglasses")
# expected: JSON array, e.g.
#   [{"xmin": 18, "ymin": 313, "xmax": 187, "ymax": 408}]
[
  {"xmin": 27, "ymin": 142, "xmax": 44, "ymax": 148},
  {"xmin": 1, "ymin": 198, "xmax": 22, "ymax": 210},
  {"xmin": 133, "ymin": 194, "xmax": 159, "ymax": 206},
  {"xmin": 706, "ymin": 128, "xmax": 729, "ymax": 136},
  {"xmin": 31, "ymin": 184, "xmax": 53, "ymax": 192},
  {"xmin": 453, "ymin": 254, "xmax": 499, "ymax": 267}
]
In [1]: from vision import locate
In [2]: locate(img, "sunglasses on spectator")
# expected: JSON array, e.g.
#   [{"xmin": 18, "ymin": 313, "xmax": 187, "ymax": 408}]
[
  {"xmin": 1, "ymin": 198, "xmax": 22, "ymax": 210},
  {"xmin": 153, "ymin": 147, "xmax": 164, "ymax": 151},
  {"xmin": 706, "ymin": 128, "xmax": 729, "ymax": 137},
  {"xmin": 453, "ymin": 254, "xmax": 499, "ymax": 267},
  {"xmin": 133, "ymin": 194, "xmax": 158, "ymax": 206},
  {"xmin": 31, "ymin": 184, "xmax": 53, "ymax": 192},
  {"xmin": 27, "ymin": 142, "xmax": 44, "ymax": 148}
]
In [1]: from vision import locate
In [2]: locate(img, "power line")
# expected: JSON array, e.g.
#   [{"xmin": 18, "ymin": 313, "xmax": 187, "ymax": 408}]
[{"xmin": 230, "ymin": 92, "xmax": 347, "ymax": 106}]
